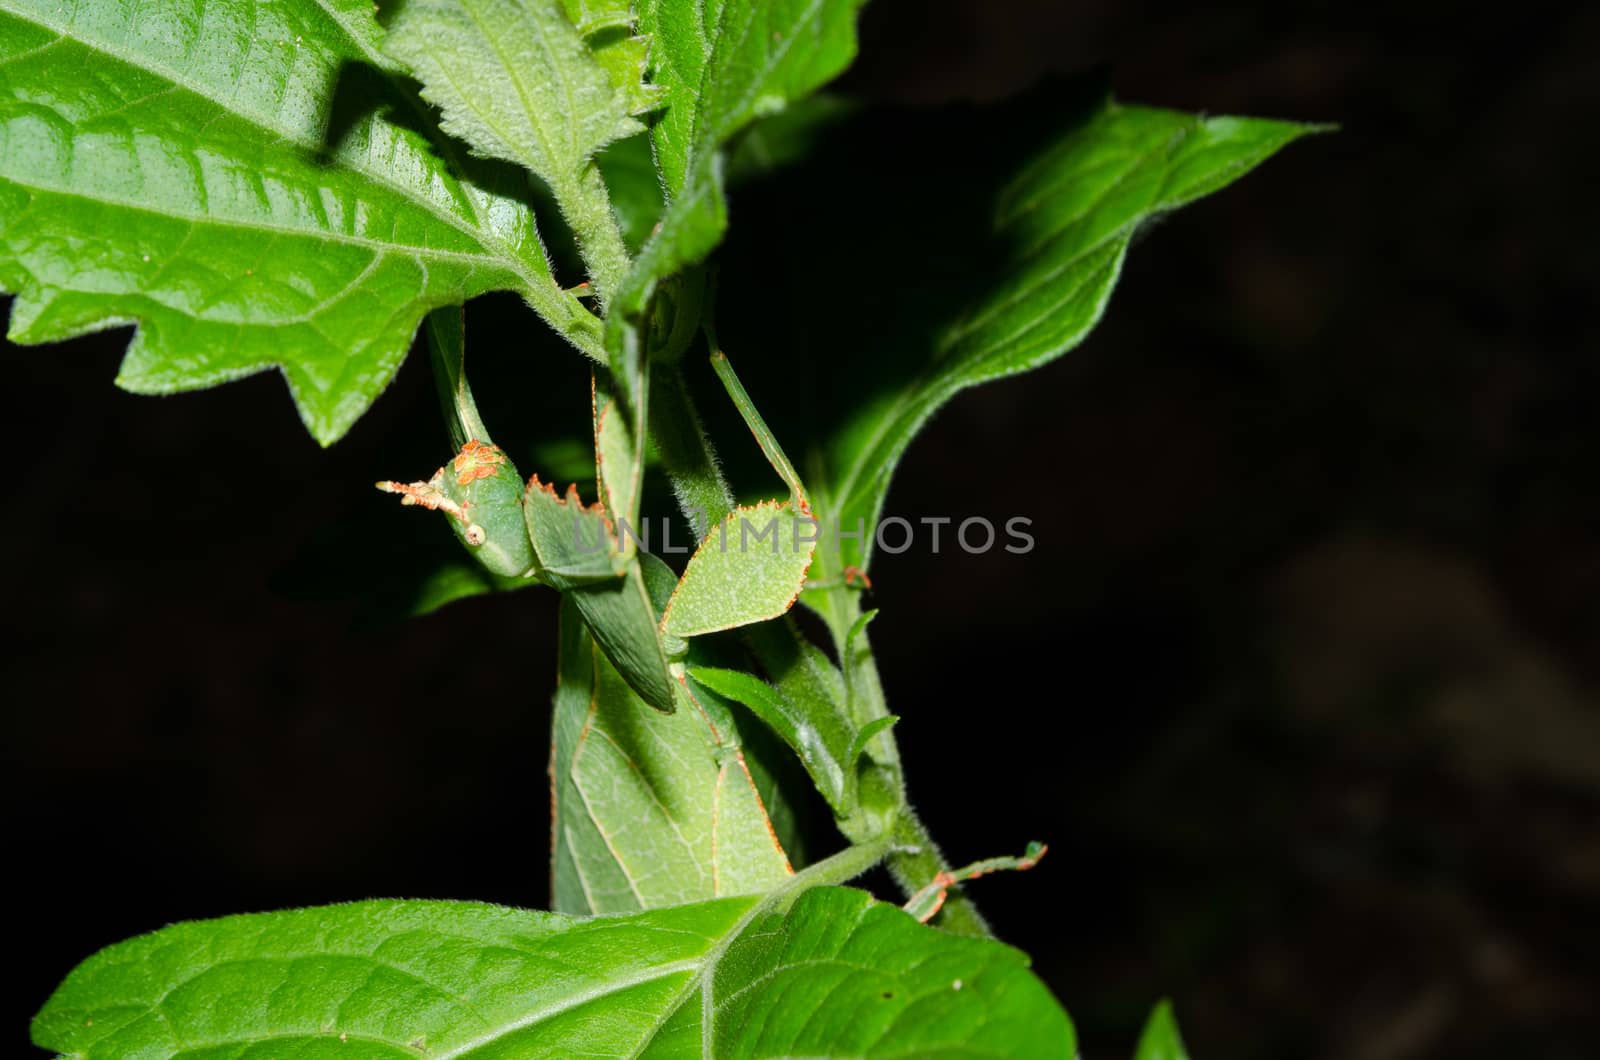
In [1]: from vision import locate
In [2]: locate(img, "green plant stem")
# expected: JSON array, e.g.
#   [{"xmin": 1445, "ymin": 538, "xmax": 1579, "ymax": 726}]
[
  {"xmin": 558, "ymin": 164, "xmax": 632, "ymax": 307},
  {"xmin": 426, "ymin": 308, "xmax": 491, "ymax": 450},
  {"xmin": 823, "ymin": 586, "xmax": 992, "ymax": 936},
  {"xmin": 889, "ymin": 810, "xmax": 992, "ymax": 937},
  {"xmin": 778, "ymin": 829, "xmax": 893, "ymax": 905}
]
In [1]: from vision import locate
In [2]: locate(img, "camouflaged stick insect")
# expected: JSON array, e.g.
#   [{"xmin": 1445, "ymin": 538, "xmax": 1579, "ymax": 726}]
[
  {"xmin": 15, "ymin": 0, "xmax": 1325, "ymax": 1045},
  {"xmin": 379, "ymin": 291, "xmax": 1028, "ymax": 931},
  {"xmin": 375, "ymin": 441, "xmax": 536, "ymax": 580},
  {"xmin": 373, "ymin": 306, "xmax": 680, "ymax": 712},
  {"xmin": 544, "ymin": 357, "xmax": 806, "ymax": 907},
  {"xmin": 378, "ymin": 317, "xmax": 1005, "ymax": 922}
]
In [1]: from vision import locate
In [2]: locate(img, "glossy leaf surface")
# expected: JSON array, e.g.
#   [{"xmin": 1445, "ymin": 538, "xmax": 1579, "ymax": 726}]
[
  {"xmin": 35, "ymin": 886, "xmax": 1073, "ymax": 1058},
  {"xmin": 0, "ymin": 0, "xmax": 599, "ymax": 444}
]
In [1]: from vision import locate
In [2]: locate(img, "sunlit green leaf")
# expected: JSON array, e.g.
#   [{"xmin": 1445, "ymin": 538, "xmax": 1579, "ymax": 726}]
[
  {"xmin": 562, "ymin": 0, "xmax": 664, "ymax": 119},
  {"xmin": 380, "ymin": 0, "xmax": 646, "ymax": 299},
  {"xmin": 35, "ymin": 886, "xmax": 1073, "ymax": 1058},
  {"xmin": 0, "ymin": 0, "xmax": 599, "ymax": 444}
]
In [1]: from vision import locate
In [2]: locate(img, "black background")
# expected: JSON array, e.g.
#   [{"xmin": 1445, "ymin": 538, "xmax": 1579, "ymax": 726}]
[{"xmin": 7, "ymin": 1, "xmax": 1599, "ymax": 1057}]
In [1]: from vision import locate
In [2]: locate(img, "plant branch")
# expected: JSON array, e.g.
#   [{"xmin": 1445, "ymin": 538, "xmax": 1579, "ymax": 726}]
[
  {"xmin": 888, "ymin": 811, "xmax": 993, "ymax": 937},
  {"xmin": 426, "ymin": 308, "xmax": 491, "ymax": 450},
  {"xmin": 822, "ymin": 586, "xmax": 993, "ymax": 935},
  {"xmin": 558, "ymin": 163, "xmax": 632, "ymax": 308}
]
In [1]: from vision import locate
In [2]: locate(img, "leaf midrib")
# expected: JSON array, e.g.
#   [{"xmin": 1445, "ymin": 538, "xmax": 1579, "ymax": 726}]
[
  {"xmin": 2, "ymin": 170, "xmax": 513, "ymax": 270},
  {"xmin": 433, "ymin": 957, "xmax": 702, "ymax": 1059}
]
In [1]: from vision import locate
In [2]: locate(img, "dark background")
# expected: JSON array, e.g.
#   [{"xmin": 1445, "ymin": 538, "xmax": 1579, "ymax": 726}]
[{"xmin": 6, "ymin": 1, "xmax": 1598, "ymax": 1057}]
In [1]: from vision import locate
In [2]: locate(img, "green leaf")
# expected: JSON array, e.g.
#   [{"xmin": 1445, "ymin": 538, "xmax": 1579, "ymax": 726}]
[
  {"xmin": 689, "ymin": 617, "xmax": 902, "ymax": 838},
  {"xmin": 662, "ymin": 500, "xmax": 817, "ymax": 638},
  {"xmin": 688, "ymin": 656, "xmax": 895, "ymax": 826},
  {"xmin": 602, "ymin": 91, "xmax": 853, "ymax": 287},
  {"xmin": 34, "ymin": 886, "xmax": 1073, "ymax": 1058},
  {"xmin": 551, "ymin": 596, "xmax": 793, "ymax": 913},
  {"xmin": 562, "ymin": 0, "xmax": 665, "ymax": 119},
  {"xmin": 615, "ymin": 0, "xmax": 869, "ymax": 313},
  {"xmin": 1133, "ymin": 1000, "xmax": 1191, "ymax": 1060},
  {"xmin": 380, "ymin": 0, "xmax": 641, "ymax": 193},
  {"xmin": 0, "ymin": 0, "xmax": 599, "ymax": 445},
  {"xmin": 715, "ymin": 887, "xmax": 1074, "ymax": 1057},
  {"xmin": 812, "ymin": 100, "xmax": 1320, "ymax": 575},
  {"xmin": 380, "ymin": 0, "xmax": 642, "ymax": 298}
]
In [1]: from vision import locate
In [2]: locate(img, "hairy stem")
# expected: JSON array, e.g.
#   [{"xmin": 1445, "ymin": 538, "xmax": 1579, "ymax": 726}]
[
  {"xmin": 888, "ymin": 810, "xmax": 992, "ymax": 937},
  {"xmin": 558, "ymin": 164, "xmax": 632, "ymax": 308},
  {"xmin": 779, "ymin": 829, "xmax": 894, "ymax": 904},
  {"xmin": 654, "ymin": 268, "xmax": 707, "ymax": 366},
  {"xmin": 824, "ymin": 586, "xmax": 993, "ymax": 936}
]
